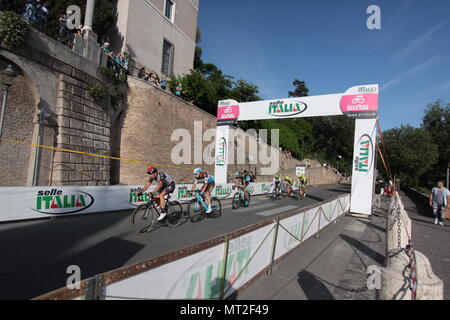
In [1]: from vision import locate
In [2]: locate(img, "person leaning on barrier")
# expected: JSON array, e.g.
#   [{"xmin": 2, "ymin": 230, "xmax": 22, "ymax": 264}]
[{"xmin": 429, "ymin": 181, "xmax": 450, "ymax": 227}]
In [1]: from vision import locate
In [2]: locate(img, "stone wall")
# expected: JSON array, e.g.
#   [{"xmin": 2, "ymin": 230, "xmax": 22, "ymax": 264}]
[
  {"xmin": 0, "ymin": 27, "xmax": 114, "ymax": 187},
  {"xmin": 51, "ymin": 74, "xmax": 111, "ymax": 186},
  {"xmin": 0, "ymin": 66, "xmax": 37, "ymax": 186}
]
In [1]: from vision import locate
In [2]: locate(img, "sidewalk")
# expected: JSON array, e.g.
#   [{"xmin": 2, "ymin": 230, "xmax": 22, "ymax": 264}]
[
  {"xmin": 237, "ymin": 209, "xmax": 387, "ymax": 300},
  {"xmin": 400, "ymin": 191, "xmax": 449, "ymax": 300}
]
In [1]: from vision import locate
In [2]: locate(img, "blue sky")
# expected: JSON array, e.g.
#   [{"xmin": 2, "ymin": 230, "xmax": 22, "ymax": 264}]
[{"xmin": 198, "ymin": 0, "xmax": 450, "ymax": 130}]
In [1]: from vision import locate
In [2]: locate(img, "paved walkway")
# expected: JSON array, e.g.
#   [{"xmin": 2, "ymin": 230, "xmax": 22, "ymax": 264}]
[
  {"xmin": 237, "ymin": 209, "xmax": 387, "ymax": 300},
  {"xmin": 400, "ymin": 191, "xmax": 450, "ymax": 300}
]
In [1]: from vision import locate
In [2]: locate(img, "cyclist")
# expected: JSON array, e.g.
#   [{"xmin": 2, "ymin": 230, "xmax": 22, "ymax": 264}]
[
  {"xmin": 137, "ymin": 167, "xmax": 175, "ymax": 221},
  {"xmin": 192, "ymin": 168, "xmax": 215, "ymax": 214},
  {"xmin": 297, "ymin": 173, "xmax": 308, "ymax": 197},
  {"xmin": 273, "ymin": 174, "xmax": 282, "ymax": 196},
  {"xmin": 234, "ymin": 170, "xmax": 251, "ymax": 204},
  {"xmin": 284, "ymin": 176, "xmax": 294, "ymax": 195}
]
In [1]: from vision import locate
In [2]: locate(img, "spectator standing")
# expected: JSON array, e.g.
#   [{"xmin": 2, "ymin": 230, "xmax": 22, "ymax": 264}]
[
  {"xmin": 176, "ymin": 83, "xmax": 183, "ymax": 97},
  {"xmin": 36, "ymin": 0, "xmax": 50, "ymax": 33},
  {"xmin": 160, "ymin": 78, "xmax": 168, "ymax": 90},
  {"xmin": 23, "ymin": 0, "xmax": 38, "ymax": 25},
  {"xmin": 138, "ymin": 67, "xmax": 146, "ymax": 79},
  {"xmin": 429, "ymin": 181, "xmax": 450, "ymax": 226}
]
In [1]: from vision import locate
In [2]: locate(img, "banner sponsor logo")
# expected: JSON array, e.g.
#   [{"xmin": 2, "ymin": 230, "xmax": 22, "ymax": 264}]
[
  {"xmin": 358, "ymin": 86, "xmax": 378, "ymax": 94},
  {"xmin": 215, "ymin": 185, "xmax": 232, "ymax": 199},
  {"xmin": 178, "ymin": 186, "xmax": 195, "ymax": 200},
  {"xmin": 354, "ymin": 134, "xmax": 374, "ymax": 173},
  {"xmin": 261, "ymin": 184, "xmax": 272, "ymax": 193},
  {"xmin": 284, "ymin": 221, "xmax": 302, "ymax": 249},
  {"xmin": 33, "ymin": 189, "xmax": 94, "ymax": 214},
  {"xmin": 216, "ymin": 138, "xmax": 227, "ymax": 167},
  {"xmin": 340, "ymin": 93, "xmax": 378, "ymax": 119},
  {"xmin": 164, "ymin": 235, "xmax": 252, "ymax": 299},
  {"xmin": 129, "ymin": 188, "xmax": 149, "ymax": 205},
  {"xmin": 268, "ymin": 100, "xmax": 308, "ymax": 117},
  {"xmin": 217, "ymin": 105, "xmax": 240, "ymax": 121},
  {"xmin": 245, "ymin": 185, "xmax": 255, "ymax": 194}
]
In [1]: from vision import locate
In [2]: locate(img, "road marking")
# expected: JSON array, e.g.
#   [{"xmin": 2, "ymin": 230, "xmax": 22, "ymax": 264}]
[{"xmin": 256, "ymin": 205, "xmax": 299, "ymax": 217}]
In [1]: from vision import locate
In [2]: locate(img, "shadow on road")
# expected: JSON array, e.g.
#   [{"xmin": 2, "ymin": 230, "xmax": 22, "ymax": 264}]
[
  {"xmin": 340, "ymin": 234, "xmax": 384, "ymax": 265},
  {"xmin": 297, "ymin": 270, "xmax": 335, "ymax": 300},
  {"xmin": 0, "ymin": 212, "xmax": 144, "ymax": 300},
  {"xmin": 403, "ymin": 189, "xmax": 433, "ymax": 219}
]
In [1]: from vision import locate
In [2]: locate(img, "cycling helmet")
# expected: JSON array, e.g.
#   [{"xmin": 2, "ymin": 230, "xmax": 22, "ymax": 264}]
[
  {"xmin": 275, "ymin": 174, "xmax": 280, "ymax": 179},
  {"xmin": 147, "ymin": 167, "xmax": 158, "ymax": 175},
  {"xmin": 194, "ymin": 168, "xmax": 203, "ymax": 175},
  {"xmin": 235, "ymin": 170, "xmax": 241, "ymax": 176}
]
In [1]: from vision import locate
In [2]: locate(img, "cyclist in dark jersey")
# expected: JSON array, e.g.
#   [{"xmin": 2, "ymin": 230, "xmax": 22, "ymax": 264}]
[
  {"xmin": 192, "ymin": 168, "xmax": 215, "ymax": 213},
  {"xmin": 234, "ymin": 170, "xmax": 251, "ymax": 203},
  {"xmin": 138, "ymin": 167, "xmax": 175, "ymax": 221}
]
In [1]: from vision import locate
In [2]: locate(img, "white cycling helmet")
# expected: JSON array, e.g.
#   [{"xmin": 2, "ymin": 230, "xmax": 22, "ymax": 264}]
[{"xmin": 194, "ymin": 168, "xmax": 203, "ymax": 175}]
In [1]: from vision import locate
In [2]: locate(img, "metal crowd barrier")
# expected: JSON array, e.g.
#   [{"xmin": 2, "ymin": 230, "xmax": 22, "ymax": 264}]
[{"xmin": 34, "ymin": 194, "xmax": 350, "ymax": 300}]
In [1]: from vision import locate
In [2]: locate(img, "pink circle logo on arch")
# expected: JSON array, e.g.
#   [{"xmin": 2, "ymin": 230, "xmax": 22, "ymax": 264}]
[{"xmin": 217, "ymin": 105, "xmax": 240, "ymax": 120}]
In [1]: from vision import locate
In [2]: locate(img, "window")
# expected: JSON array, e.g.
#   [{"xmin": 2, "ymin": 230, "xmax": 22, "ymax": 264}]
[
  {"xmin": 165, "ymin": 0, "xmax": 174, "ymax": 21},
  {"xmin": 162, "ymin": 39, "xmax": 175, "ymax": 76}
]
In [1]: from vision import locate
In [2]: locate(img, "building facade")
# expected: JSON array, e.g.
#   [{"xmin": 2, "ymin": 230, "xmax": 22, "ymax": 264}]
[{"xmin": 111, "ymin": 0, "xmax": 199, "ymax": 77}]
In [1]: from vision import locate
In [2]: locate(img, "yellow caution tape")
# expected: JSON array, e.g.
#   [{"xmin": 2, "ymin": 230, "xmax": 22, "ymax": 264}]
[{"xmin": 0, "ymin": 137, "xmax": 194, "ymax": 172}]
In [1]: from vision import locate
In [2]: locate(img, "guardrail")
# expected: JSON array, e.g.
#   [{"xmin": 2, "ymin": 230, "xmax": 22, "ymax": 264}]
[{"xmin": 34, "ymin": 194, "xmax": 350, "ymax": 300}]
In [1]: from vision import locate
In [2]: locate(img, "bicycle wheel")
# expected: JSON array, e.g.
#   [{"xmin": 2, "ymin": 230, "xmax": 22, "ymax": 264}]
[
  {"xmin": 188, "ymin": 199, "xmax": 205, "ymax": 223},
  {"xmin": 131, "ymin": 204, "xmax": 157, "ymax": 235},
  {"xmin": 208, "ymin": 197, "xmax": 222, "ymax": 219},
  {"xmin": 232, "ymin": 193, "xmax": 241, "ymax": 210},
  {"xmin": 165, "ymin": 200, "xmax": 184, "ymax": 228}
]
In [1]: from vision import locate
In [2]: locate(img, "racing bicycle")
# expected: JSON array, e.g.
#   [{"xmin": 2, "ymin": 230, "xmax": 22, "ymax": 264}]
[
  {"xmin": 187, "ymin": 190, "xmax": 222, "ymax": 223},
  {"xmin": 131, "ymin": 193, "xmax": 184, "ymax": 234},
  {"xmin": 270, "ymin": 185, "xmax": 282, "ymax": 200},
  {"xmin": 232, "ymin": 186, "xmax": 252, "ymax": 209}
]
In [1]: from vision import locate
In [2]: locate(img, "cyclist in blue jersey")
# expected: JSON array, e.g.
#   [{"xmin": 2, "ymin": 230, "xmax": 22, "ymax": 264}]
[{"xmin": 192, "ymin": 168, "xmax": 215, "ymax": 213}]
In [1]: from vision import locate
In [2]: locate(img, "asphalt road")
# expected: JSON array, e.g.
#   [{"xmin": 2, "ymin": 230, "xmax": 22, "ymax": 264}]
[{"xmin": 0, "ymin": 184, "xmax": 350, "ymax": 300}]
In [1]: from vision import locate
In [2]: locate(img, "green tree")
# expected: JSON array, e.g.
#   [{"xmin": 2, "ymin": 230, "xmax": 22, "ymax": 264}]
[
  {"xmin": 229, "ymin": 79, "xmax": 260, "ymax": 103},
  {"xmin": 383, "ymin": 126, "xmax": 439, "ymax": 187},
  {"xmin": 46, "ymin": 0, "xmax": 117, "ymax": 42},
  {"xmin": 0, "ymin": 0, "xmax": 26, "ymax": 13},
  {"xmin": 421, "ymin": 100, "xmax": 450, "ymax": 185},
  {"xmin": 194, "ymin": 27, "xmax": 203, "ymax": 70},
  {"xmin": 289, "ymin": 79, "xmax": 309, "ymax": 97}
]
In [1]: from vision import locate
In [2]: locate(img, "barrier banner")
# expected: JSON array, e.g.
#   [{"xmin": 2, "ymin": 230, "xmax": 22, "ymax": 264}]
[
  {"xmin": 224, "ymin": 223, "xmax": 276, "ymax": 298},
  {"xmin": 301, "ymin": 208, "xmax": 321, "ymax": 242},
  {"xmin": 275, "ymin": 213, "xmax": 304, "ymax": 260},
  {"xmin": 104, "ymin": 244, "xmax": 226, "ymax": 300},
  {"xmin": 350, "ymin": 118, "xmax": 377, "ymax": 215},
  {"xmin": 0, "ymin": 183, "xmax": 274, "ymax": 223}
]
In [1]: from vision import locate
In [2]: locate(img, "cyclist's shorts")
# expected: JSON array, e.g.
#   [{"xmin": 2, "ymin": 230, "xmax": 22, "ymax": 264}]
[
  {"xmin": 242, "ymin": 182, "xmax": 250, "ymax": 189},
  {"xmin": 204, "ymin": 182, "xmax": 215, "ymax": 193},
  {"xmin": 162, "ymin": 181, "xmax": 175, "ymax": 194}
]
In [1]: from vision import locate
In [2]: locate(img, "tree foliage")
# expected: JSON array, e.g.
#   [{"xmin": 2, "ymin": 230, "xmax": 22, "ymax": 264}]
[
  {"xmin": 383, "ymin": 125, "xmax": 439, "ymax": 187},
  {"xmin": 1, "ymin": 0, "xmax": 117, "ymax": 43}
]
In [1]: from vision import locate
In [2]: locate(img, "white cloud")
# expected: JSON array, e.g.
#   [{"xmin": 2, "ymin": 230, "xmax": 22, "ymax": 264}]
[
  {"xmin": 382, "ymin": 54, "xmax": 450, "ymax": 91},
  {"xmin": 396, "ymin": 20, "xmax": 448, "ymax": 60}
]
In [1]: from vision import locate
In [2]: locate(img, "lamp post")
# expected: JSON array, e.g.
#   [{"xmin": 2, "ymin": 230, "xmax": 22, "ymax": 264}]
[{"xmin": 0, "ymin": 65, "xmax": 17, "ymax": 139}]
